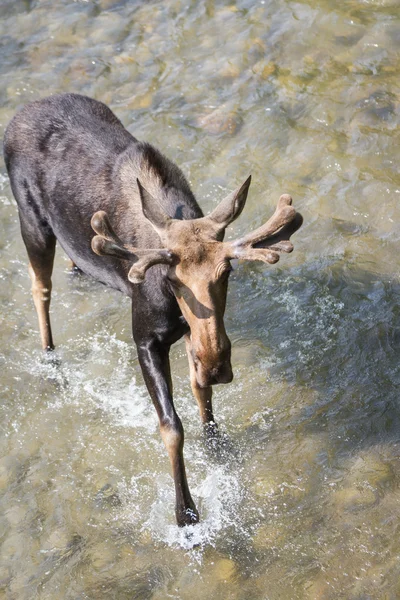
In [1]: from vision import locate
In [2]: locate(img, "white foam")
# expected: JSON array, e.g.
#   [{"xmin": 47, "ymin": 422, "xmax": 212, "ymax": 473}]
[
  {"xmin": 140, "ymin": 465, "xmax": 243, "ymax": 551},
  {"xmin": 22, "ymin": 332, "xmax": 157, "ymax": 432}
]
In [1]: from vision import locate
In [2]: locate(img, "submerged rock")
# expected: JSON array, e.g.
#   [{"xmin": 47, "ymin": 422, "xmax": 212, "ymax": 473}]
[
  {"xmin": 252, "ymin": 60, "xmax": 277, "ymax": 80},
  {"xmin": 219, "ymin": 61, "xmax": 241, "ymax": 79},
  {"xmin": 331, "ymin": 450, "xmax": 393, "ymax": 513},
  {"xmin": 88, "ymin": 540, "xmax": 117, "ymax": 571},
  {"xmin": 212, "ymin": 558, "xmax": 238, "ymax": 583},
  {"xmin": 125, "ymin": 91, "xmax": 154, "ymax": 110},
  {"xmin": 43, "ymin": 528, "xmax": 72, "ymax": 552},
  {"xmin": 332, "ymin": 486, "xmax": 377, "ymax": 512},
  {"xmin": 197, "ymin": 105, "xmax": 243, "ymax": 136},
  {"xmin": 94, "ymin": 483, "xmax": 121, "ymax": 509},
  {"xmin": 345, "ymin": 451, "xmax": 393, "ymax": 489}
]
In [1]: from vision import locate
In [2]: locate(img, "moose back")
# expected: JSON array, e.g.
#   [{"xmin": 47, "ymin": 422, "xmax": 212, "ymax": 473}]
[{"xmin": 4, "ymin": 93, "xmax": 302, "ymax": 526}]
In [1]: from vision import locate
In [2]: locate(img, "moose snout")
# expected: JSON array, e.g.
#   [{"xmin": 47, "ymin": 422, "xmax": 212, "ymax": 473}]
[{"xmin": 192, "ymin": 342, "xmax": 233, "ymax": 388}]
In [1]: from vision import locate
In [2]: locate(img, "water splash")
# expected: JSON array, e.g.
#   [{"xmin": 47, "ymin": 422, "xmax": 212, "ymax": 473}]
[
  {"xmin": 141, "ymin": 466, "xmax": 243, "ymax": 551},
  {"xmin": 22, "ymin": 332, "xmax": 157, "ymax": 432},
  {"xmin": 17, "ymin": 331, "xmax": 247, "ymax": 551}
]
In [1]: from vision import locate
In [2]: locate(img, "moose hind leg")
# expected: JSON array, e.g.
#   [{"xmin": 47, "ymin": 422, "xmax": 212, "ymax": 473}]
[{"xmin": 21, "ymin": 221, "xmax": 56, "ymax": 351}]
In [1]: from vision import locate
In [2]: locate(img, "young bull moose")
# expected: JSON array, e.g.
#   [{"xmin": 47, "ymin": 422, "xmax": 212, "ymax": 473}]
[{"xmin": 4, "ymin": 94, "xmax": 302, "ymax": 526}]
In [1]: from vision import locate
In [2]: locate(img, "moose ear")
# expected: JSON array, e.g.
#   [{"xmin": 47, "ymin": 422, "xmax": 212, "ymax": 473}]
[
  {"xmin": 137, "ymin": 179, "xmax": 171, "ymax": 232},
  {"xmin": 207, "ymin": 175, "xmax": 251, "ymax": 230}
]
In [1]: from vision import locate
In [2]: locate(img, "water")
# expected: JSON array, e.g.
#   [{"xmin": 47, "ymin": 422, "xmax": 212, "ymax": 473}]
[{"xmin": 1, "ymin": 0, "xmax": 400, "ymax": 598}]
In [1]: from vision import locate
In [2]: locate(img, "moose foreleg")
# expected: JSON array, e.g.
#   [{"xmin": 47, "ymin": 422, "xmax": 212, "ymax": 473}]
[
  {"xmin": 185, "ymin": 335, "xmax": 218, "ymax": 437},
  {"xmin": 137, "ymin": 338, "xmax": 199, "ymax": 526}
]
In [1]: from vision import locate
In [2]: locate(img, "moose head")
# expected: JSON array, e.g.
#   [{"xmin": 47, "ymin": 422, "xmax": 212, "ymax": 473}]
[{"xmin": 91, "ymin": 177, "xmax": 302, "ymax": 388}]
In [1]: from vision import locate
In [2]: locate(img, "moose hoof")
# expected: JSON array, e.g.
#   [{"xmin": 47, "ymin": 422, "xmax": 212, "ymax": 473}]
[
  {"xmin": 70, "ymin": 265, "xmax": 83, "ymax": 275},
  {"xmin": 42, "ymin": 348, "xmax": 61, "ymax": 367},
  {"xmin": 204, "ymin": 420, "xmax": 219, "ymax": 439},
  {"xmin": 203, "ymin": 421, "xmax": 221, "ymax": 453},
  {"xmin": 176, "ymin": 506, "xmax": 200, "ymax": 527}
]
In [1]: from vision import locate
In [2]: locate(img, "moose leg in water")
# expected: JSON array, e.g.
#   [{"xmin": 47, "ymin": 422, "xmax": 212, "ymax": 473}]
[
  {"xmin": 132, "ymin": 285, "xmax": 199, "ymax": 526},
  {"xmin": 136, "ymin": 338, "xmax": 199, "ymax": 525},
  {"xmin": 17, "ymin": 205, "xmax": 56, "ymax": 351},
  {"xmin": 185, "ymin": 334, "xmax": 217, "ymax": 437},
  {"xmin": 28, "ymin": 247, "xmax": 56, "ymax": 351}
]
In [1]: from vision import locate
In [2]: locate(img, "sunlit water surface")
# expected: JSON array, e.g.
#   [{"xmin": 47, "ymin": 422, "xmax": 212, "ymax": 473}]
[{"xmin": 0, "ymin": 0, "xmax": 399, "ymax": 598}]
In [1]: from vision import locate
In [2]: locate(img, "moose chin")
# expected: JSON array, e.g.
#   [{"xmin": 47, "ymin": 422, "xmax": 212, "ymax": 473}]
[{"xmin": 4, "ymin": 93, "xmax": 302, "ymax": 526}]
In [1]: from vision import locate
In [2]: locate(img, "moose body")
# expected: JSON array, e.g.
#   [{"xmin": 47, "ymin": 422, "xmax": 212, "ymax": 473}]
[{"xmin": 4, "ymin": 93, "xmax": 302, "ymax": 526}]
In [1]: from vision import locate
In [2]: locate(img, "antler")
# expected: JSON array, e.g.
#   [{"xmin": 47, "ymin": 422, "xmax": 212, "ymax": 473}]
[
  {"xmin": 226, "ymin": 194, "xmax": 302, "ymax": 264},
  {"xmin": 91, "ymin": 211, "xmax": 138, "ymax": 260},
  {"xmin": 90, "ymin": 211, "xmax": 175, "ymax": 283}
]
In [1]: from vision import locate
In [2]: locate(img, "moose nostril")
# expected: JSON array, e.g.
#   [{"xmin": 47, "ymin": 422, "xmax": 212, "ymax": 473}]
[{"xmin": 209, "ymin": 362, "xmax": 233, "ymax": 385}]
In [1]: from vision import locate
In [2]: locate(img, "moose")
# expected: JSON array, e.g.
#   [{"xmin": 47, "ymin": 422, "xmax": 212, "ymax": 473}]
[{"xmin": 4, "ymin": 94, "xmax": 302, "ymax": 526}]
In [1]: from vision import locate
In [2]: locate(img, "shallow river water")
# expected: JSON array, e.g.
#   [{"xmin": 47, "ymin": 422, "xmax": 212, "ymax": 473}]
[{"xmin": 1, "ymin": 0, "xmax": 400, "ymax": 598}]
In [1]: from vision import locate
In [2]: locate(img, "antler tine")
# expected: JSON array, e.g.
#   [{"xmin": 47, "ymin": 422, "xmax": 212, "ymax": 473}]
[
  {"xmin": 234, "ymin": 194, "xmax": 297, "ymax": 249},
  {"xmin": 128, "ymin": 251, "xmax": 175, "ymax": 283},
  {"xmin": 91, "ymin": 211, "xmax": 125, "ymax": 245},
  {"xmin": 224, "ymin": 194, "xmax": 302, "ymax": 265},
  {"xmin": 91, "ymin": 210, "xmax": 138, "ymax": 260},
  {"xmin": 90, "ymin": 210, "xmax": 176, "ymax": 279},
  {"xmin": 91, "ymin": 235, "xmax": 138, "ymax": 260},
  {"xmin": 254, "ymin": 212, "xmax": 303, "ymax": 252}
]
